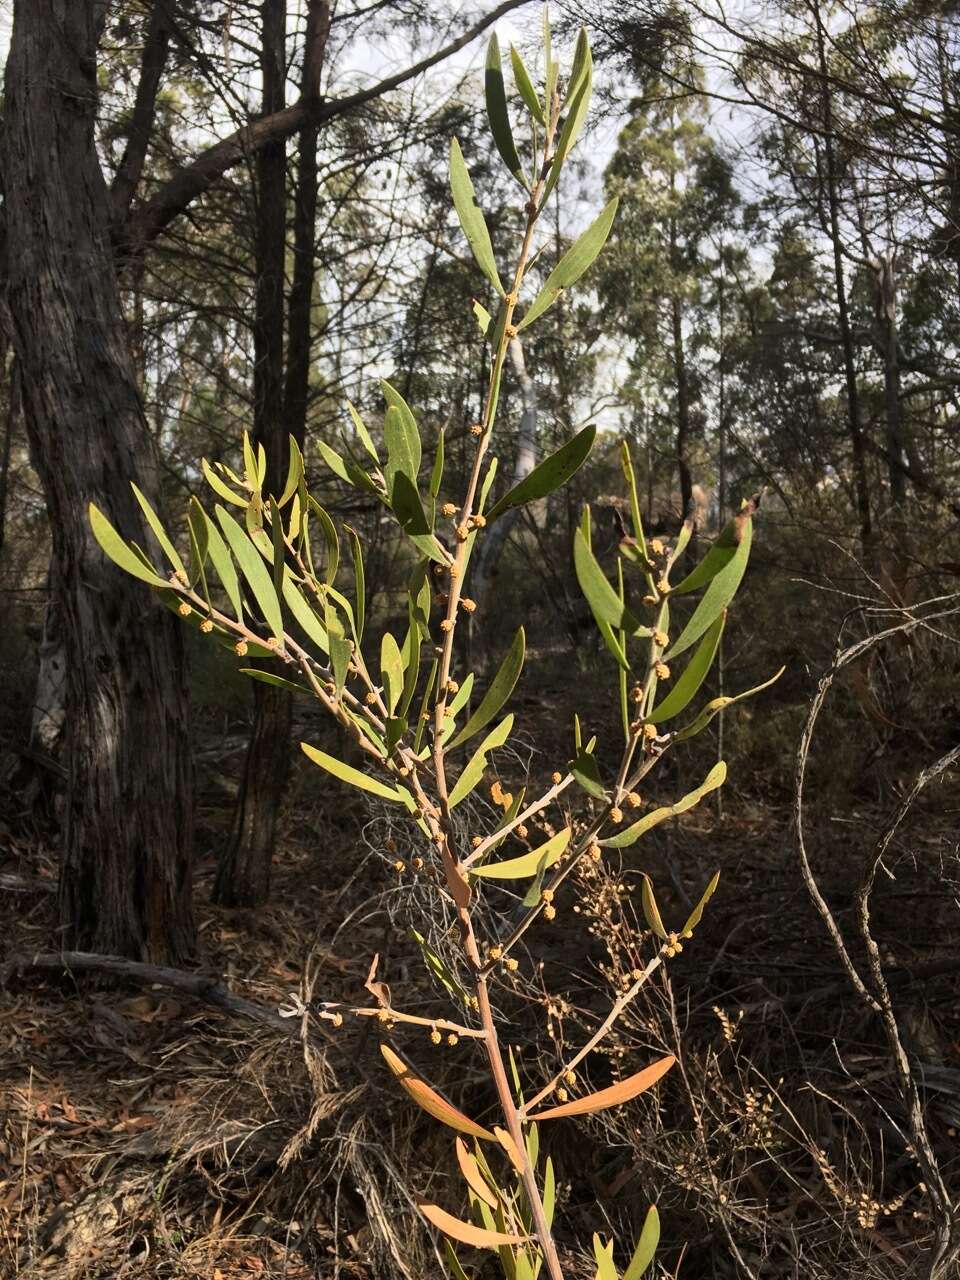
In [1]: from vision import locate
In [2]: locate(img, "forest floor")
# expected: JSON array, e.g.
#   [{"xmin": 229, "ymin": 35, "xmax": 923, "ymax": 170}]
[{"xmin": 3, "ymin": 673, "xmax": 960, "ymax": 1279}]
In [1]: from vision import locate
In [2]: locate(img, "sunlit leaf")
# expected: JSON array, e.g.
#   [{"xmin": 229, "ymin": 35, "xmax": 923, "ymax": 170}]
[
  {"xmin": 381, "ymin": 1045, "xmax": 495, "ymax": 1139},
  {"xmin": 592, "ymin": 1235, "xmax": 617, "ymax": 1280},
  {"xmin": 201, "ymin": 507, "xmax": 243, "ymax": 621},
  {"xmin": 88, "ymin": 503, "xmax": 168, "ymax": 588},
  {"xmin": 572, "ymin": 749, "xmax": 604, "ymax": 799},
  {"xmin": 574, "ymin": 527, "xmax": 640, "ymax": 634},
  {"xmin": 346, "ymin": 402, "xmax": 380, "ymax": 464},
  {"xmin": 300, "ymin": 744, "xmax": 405, "ymax": 802},
  {"xmin": 419, "ymin": 1201, "xmax": 524, "ymax": 1247},
  {"xmin": 346, "ymin": 524, "xmax": 365, "ymax": 640},
  {"xmin": 239, "ymin": 668, "xmax": 311, "ymax": 696},
  {"xmin": 381, "ymin": 631, "xmax": 404, "ymax": 715},
  {"xmin": 455, "ymin": 1138, "xmax": 498, "ymax": 1208},
  {"xmin": 641, "ymin": 875, "xmax": 667, "ymax": 940},
  {"xmin": 202, "ymin": 456, "xmax": 247, "ymax": 506},
  {"xmin": 472, "ymin": 827, "xmax": 570, "ymax": 880},
  {"xmin": 281, "ymin": 574, "xmax": 328, "ymax": 653},
  {"xmin": 624, "ymin": 1206, "xmax": 660, "ymax": 1280},
  {"xmin": 130, "ymin": 484, "xmax": 186, "ymax": 578},
  {"xmin": 528, "ymin": 1055, "xmax": 675, "ymax": 1120},
  {"xmin": 216, "ymin": 505, "xmax": 284, "ymax": 640},
  {"xmin": 448, "ymin": 716, "xmax": 514, "ymax": 809},
  {"xmin": 601, "ymin": 762, "xmax": 727, "ymax": 848},
  {"xmin": 682, "ymin": 870, "xmax": 720, "ymax": 936}
]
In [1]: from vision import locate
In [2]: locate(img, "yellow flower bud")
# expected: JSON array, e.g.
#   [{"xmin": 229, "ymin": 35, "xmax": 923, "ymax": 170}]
[
  {"xmin": 541, "ymin": 889, "xmax": 554, "ymax": 903},
  {"xmin": 655, "ymin": 661, "xmax": 671, "ymax": 680},
  {"xmin": 551, "ymin": 771, "xmax": 562, "ymax": 784},
  {"xmin": 555, "ymin": 1086, "xmax": 568, "ymax": 1102},
  {"xmin": 200, "ymin": 619, "xmax": 214, "ymax": 634},
  {"xmin": 439, "ymin": 619, "xmax": 453, "ymax": 633},
  {"xmin": 430, "ymin": 1028, "xmax": 442, "ymax": 1044},
  {"xmin": 441, "ymin": 502, "xmax": 457, "ymax": 517},
  {"xmin": 470, "ymin": 423, "xmax": 483, "ymax": 436},
  {"xmin": 505, "ymin": 957, "xmax": 519, "ymax": 972},
  {"xmin": 610, "ymin": 807, "xmax": 623, "ymax": 824},
  {"xmin": 544, "ymin": 904, "xmax": 556, "ymax": 920},
  {"xmin": 460, "ymin": 597, "xmax": 477, "ymax": 612},
  {"xmin": 177, "ymin": 601, "xmax": 191, "ymax": 617},
  {"xmin": 643, "ymin": 723, "xmax": 657, "ymax": 740},
  {"xmin": 654, "ymin": 629, "xmax": 669, "ymax": 647},
  {"xmin": 234, "ymin": 640, "xmax": 248, "ymax": 656},
  {"xmin": 447, "ymin": 1033, "xmax": 459, "ymax": 1046}
]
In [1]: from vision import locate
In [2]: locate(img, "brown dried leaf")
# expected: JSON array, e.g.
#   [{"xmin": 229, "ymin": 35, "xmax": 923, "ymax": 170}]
[
  {"xmin": 455, "ymin": 1137, "xmax": 499, "ymax": 1207},
  {"xmin": 494, "ymin": 1126, "xmax": 525, "ymax": 1175},
  {"xmin": 528, "ymin": 1055, "xmax": 676, "ymax": 1121},
  {"xmin": 381, "ymin": 1045, "xmax": 495, "ymax": 1140},
  {"xmin": 419, "ymin": 1200, "xmax": 526, "ymax": 1247}
]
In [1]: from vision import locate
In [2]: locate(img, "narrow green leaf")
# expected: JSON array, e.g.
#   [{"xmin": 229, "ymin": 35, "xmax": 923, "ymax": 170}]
[
  {"xmin": 510, "ymin": 44, "xmax": 546, "ymax": 125},
  {"xmin": 242, "ymin": 431, "xmax": 261, "ymax": 497},
  {"xmin": 443, "ymin": 1241, "xmax": 471, "ymax": 1280},
  {"xmin": 672, "ymin": 667, "xmax": 784, "ymax": 742},
  {"xmin": 543, "ymin": 1156, "xmax": 556, "ymax": 1229},
  {"xmin": 601, "ymin": 761, "xmax": 727, "ymax": 848},
  {"xmin": 519, "ymin": 198, "xmax": 618, "ymax": 331},
  {"xmin": 281, "ymin": 574, "xmax": 328, "ymax": 653},
  {"xmin": 300, "ymin": 743, "xmax": 405, "ymax": 802},
  {"xmin": 187, "ymin": 498, "xmax": 209, "ymax": 592},
  {"xmin": 683, "ymin": 871, "xmax": 720, "ymax": 936},
  {"xmin": 316, "ymin": 439, "xmax": 352, "ymax": 485},
  {"xmin": 202, "ymin": 457, "xmax": 247, "ymax": 506},
  {"xmin": 574, "ymin": 527, "xmax": 639, "ymax": 633},
  {"xmin": 472, "ymin": 299, "xmax": 492, "ymax": 336},
  {"xmin": 450, "ymin": 137, "xmax": 504, "ymax": 297},
  {"xmin": 381, "ymin": 380, "xmax": 422, "ymax": 472},
  {"xmin": 88, "ymin": 503, "xmax": 168, "ymax": 587},
  {"xmin": 666, "ymin": 517, "xmax": 752, "ymax": 660},
  {"xmin": 130, "ymin": 484, "xmax": 186, "ymax": 578},
  {"xmin": 487, "ymin": 425, "xmax": 595, "ymax": 521},
  {"xmin": 592, "ymin": 1235, "xmax": 617, "ymax": 1280},
  {"xmin": 572, "ymin": 750, "xmax": 605, "ymax": 799},
  {"xmin": 347, "ymin": 402, "xmax": 380, "ymax": 464},
  {"xmin": 648, "ymin": 612, "xmax": 724, "ymax": 723},
  {"xmin": 325, "ymin": 597, "xmax": 352, "ymax": 693},
  {"xmin": 430, "ymin": 428, "xmax": 445, "ymax": 498},
  {"xmin": 239, "ymin": 668, "xmax": 311, "ymax": 696},
  {"xmin": 411, "ymin": 928, "xmax": 469, "ymax": 1005},
  {"xmin": 624, "ymin": 1206, "xmax": 660, "ymax": 1280},
  {"xmin": 472, "ymin": 826, "xmax": 570, "ymax": 880},
  {"xmin": 541, "ymin": 35, "xmax": 592, "ymax": 207},
  {"xmin": 309, "ymin": 498, "xmax": 340, "ymax": 585},
  {"xmin": 485, "ymin": 34, "xmax": 525, "ymax": 185},
  {"xmin": 216, "ymin": 505, "xmax": 284, "ymax": 640},
  {"xmin": 448, "ymin": 628, "xmax": 525, "ymax": 749},
  {"xmin": 672, "ymin": 508, "xmax": 750, "ymax": 595},
  {"xmin": 448, "ymin": 716, "xmax": 514, "ymax": 809},
  {"xmin": 383, "ymin": 403, "xmax": 420, "ymax": 499},
  {"xmin": 381, "ymin": 632, "xmax": 404, "ymax": 715},
  {"xmin": 392, "ymin": 470, "xmax": 431, "ymax": 535},
  {"xmin": 345, "ymin": 525, "xmax": 365, "ymax": 640},
  {"xmin": 202, "ymin": 508, "xmax": 243, "ymax": 621},
  {"xmin": 278, "ymin": 436, "xmax": 304, "ymax": 507}
]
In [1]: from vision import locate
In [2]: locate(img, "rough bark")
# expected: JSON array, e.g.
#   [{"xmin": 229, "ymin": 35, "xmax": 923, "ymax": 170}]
[
  {"xmin": 4, "ymin": 0, "xmax": 194, "ymax": 962},
  {"xmin": 215, "ymin": 0, "xmax": 290, "ymax": 909}
]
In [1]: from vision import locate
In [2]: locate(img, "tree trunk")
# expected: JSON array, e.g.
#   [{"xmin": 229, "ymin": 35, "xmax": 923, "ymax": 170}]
[
  {"xmin": 3, "ymin": 0, "xmax": 194, "ymax": 962},
  {"xmin": 814, "ymin": 0, "xmax": 873, "ymax": 553},
  {"xmin": 871, "ymin": 251, "xmax": 906, "ymax": 509},
  {"xmin": 215, "ymin": 0, "xmax": 290, "ymax": 909}
]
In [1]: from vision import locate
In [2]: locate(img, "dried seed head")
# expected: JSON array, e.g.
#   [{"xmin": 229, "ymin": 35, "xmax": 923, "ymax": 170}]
[
  {"xmin": 588, "ymin": 843, "xmax": 602, "ymax": 863},
  {"xmin": 199, "ymin": 619, "xmax": 214, "ymax": 634},
  {"xmin": 551, "ymin": 771, "xmax": 563, "ymax": 784},
  {"xmin": 626, "ymin": 791, "xmax": 642, "ymax": 809},
  {"xmin": 470, "ymin": 423, "xmax": 483, "ymax": 436},
  {"xmin": 460, "ymin": 597, "xmax": 477, "ymax": 612},
  {"xmin": 411, "ymin": 856, "xmax": 423, "ymax": 871},
  {"xmin": 471, "ymin": 836, "xmax": 483, "ymax": 849},
  {"xmin": 650, "ymin": 538, "xmax": 665, "ymax": 555},
  {"xmin": 393, "ymin": 859, "xmax": 406, "ymax": 873},
  {"xmin": 177, "ymin": 601, "xmax": 191, "ymax": 617},
  {"xmin": 630, "ymin": 683, "xmax": 644, "ymax": 703},
  {"xmin": 234, "ymin": 640, "xmax": 248, "ymax": 656},
  {"xmin": 441, "ymin": 502, "xmax": 457, "ymax": 517},
  {"xmin": 517, "ymin": 824, "xmax": 529, "ymax": 839},
  {"xmin": 332, "ymin": 1012, "xmax": 343, "ymax": 1027}
]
